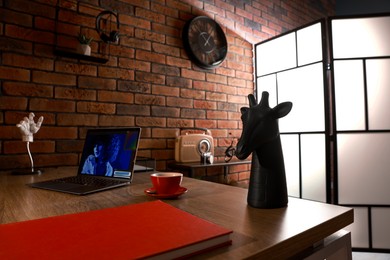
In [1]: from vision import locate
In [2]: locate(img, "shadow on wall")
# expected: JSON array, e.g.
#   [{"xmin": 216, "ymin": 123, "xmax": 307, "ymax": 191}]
[{"xmin": 336, "ymin": 0, "xmax": 390, "ymax": 15}]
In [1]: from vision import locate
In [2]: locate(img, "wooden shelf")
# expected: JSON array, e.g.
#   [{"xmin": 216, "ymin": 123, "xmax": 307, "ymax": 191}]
[{"xmin": 54, "ymin": 48, "xmax": 108, "ymax": 63}]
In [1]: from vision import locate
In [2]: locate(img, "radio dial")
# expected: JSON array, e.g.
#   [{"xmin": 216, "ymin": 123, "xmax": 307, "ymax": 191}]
[{"xmin": 198, "ymin": 139, "xmax": 211, "ymax": 154}]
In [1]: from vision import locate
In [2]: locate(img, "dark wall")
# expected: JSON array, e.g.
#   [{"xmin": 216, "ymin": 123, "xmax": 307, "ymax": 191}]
[{"xmin": 336, "ymin": 0, "xmax": 390, "ymax": 15}]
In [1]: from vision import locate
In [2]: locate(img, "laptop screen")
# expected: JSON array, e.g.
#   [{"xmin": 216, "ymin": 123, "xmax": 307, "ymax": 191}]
[{"xmin": 78, "ymin": 128, "xmax": 141, "ymax": 179}]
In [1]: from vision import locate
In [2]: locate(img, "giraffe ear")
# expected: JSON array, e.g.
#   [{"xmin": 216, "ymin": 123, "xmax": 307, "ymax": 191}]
[
  {"xmin": 240, "ymin": 107, "xmax": 249, "ymax": 115},
  {"xmin": 272, "ymin": 102, "xmax": 292, "ymax": 119},
  {"xmin": 248, "ymin": 94, "xmax": 257, "ymax": 107}
]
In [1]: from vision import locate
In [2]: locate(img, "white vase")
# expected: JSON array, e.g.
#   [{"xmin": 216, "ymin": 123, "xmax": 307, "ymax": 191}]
[{"xmin": 78, "ymin": 44, "xmax": 91, "ymax": 56}]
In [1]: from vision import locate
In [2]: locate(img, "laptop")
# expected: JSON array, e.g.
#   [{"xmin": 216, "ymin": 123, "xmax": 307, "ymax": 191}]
[{"xmin": 29, "ymin": 127, "xmax": 141, "ymax": 195}]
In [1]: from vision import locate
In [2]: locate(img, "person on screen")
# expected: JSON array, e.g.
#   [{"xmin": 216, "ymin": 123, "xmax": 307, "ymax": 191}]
[
  {"xmin": 82, "ymin": 139, "xmax": 113, "ymax": 176},
  {"xmin": 82, "ymin": 135, "xmax": 121, "ymax": 176}
]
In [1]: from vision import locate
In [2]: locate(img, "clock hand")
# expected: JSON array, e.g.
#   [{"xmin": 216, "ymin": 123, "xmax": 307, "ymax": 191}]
[
  {"xmin": 200, "ymin": 33, "xmax": 212, "ymax": 47},
  {"xmin": 204, "ymin": 35, "xmax": 212, "ymax": 47}
]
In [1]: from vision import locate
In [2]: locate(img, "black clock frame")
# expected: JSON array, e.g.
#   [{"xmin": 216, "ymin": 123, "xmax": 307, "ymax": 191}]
[{"xmin": 182, "ymin": 16, "xmax": 228, "ymax": 69}]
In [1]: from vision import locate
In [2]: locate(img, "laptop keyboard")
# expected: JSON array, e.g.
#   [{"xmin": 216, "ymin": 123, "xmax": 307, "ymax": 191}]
[{"xmin": 52, "ymin": 175, "xmax": 127, "ymax": 188}]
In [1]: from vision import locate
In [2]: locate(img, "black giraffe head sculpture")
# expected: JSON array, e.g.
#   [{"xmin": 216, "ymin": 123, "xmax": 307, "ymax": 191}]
[{"xmin": 236, "ymin": 91, "xmax": 292, "ymax": 208}]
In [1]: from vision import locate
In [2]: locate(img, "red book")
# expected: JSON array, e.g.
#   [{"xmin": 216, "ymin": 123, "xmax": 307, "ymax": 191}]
[{"xmin": 0, "ymin": 200, "xmax": 232, "ymax": 259}]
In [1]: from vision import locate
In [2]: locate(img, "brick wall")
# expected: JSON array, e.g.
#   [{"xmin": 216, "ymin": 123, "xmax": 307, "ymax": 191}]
[{"xmin": 0, "ymin": 0, "xmax": 335, "ymax": 185}]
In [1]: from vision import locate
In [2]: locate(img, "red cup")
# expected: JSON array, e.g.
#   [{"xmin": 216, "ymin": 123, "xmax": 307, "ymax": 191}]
[{"xmin": 150, "ymin": 172, "xmax": 183, "ymax": 195}]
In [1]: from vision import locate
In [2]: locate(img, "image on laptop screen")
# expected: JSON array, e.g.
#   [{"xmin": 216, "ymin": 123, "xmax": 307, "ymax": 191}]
[{"xmin": 79, "ymin": 128, "xmax": 140, "ymax": 179}]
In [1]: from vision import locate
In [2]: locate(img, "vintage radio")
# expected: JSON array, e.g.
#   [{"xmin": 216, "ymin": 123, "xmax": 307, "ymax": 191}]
[{"xmin": 175, "ymin": 128, "xmax": 214, "ymax": 163}]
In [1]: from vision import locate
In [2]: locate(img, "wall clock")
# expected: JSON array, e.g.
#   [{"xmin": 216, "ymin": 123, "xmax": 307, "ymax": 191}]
[{"xmin": 182, "ymin": 16, "xmax": 228, "ymax": 69}]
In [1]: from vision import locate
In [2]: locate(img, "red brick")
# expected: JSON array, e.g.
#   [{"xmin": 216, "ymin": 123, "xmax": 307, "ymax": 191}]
[
  {"xmin": 34, "ymin": 154, "xmax": 79, "ymax": 168},
  {"xmin": 121, "ymin": 15, "xmax": 151, "ymax": 30},
  {"xmin": 218, "ymin": 120, "xmax": 238, "ymax": 129},
  {"xmin": 121, "ymin": 37, "xmax": 151, "ymax": 51},
  {"xmin": 117, "ymin": 104, "xmax": 150, "ymax": 116},
  {"xmin": 166, "ymin": 97, "xmax": 193, "ymax": 108},
  {"xmin": 0, "ymin": 66, "xmax": 30, "ymax": 81},
  {"xmin": 9, "ymin": 112, "xmax": 55, "ymax": 126},
  {"xmin": 135, "ymin": 71, "xmax": 165, "ymax": 84},
  {"xmin": 151, "ymin": 149, "xmax": 174, "ymax": 160},
  {"xmin": 166, "ymin": 17, "xmax": 185, "ymax": 29},
  {"xmin": 205, "ymin": 3, "xmax": 225, "ymax": 16},
  {"xmin": 0, "ymin": 126, "xmax": 24, "ymax": 140},
  {"xmin": 118, "ymin": 81, "xmax": 151, "ymax": 93},
  {"xmin": 210, "ymin": 129, "xmax": 229, "ymax": 138},
  {"xmin": 166, "ymin": 0, "xmax": 191, "ymax": 12},
  {"xmin": 226, "ymin": 10, "xmax": 244, "ymax": 24},
  {"xmin": 55, "ymin": 61, "xmax": 97, "ymax": 76},
  {"xmin": 38, "ymin": 126, "xmax": 78, "ymax": 140},
  {"xmin": 136, "ymin": 49, "xmax": 166, "ymax": 64},
  {"xmin": 98, "ymin": 115, "xmax": 135, "ymax": 126},
  {"xmin": 193, "ymin": 81, "xmax": 217, "ymax": 91},
  {"xmin": 77, "ymin": 102, "xmax": 116, "ymax": 114},
  {"xmin": 58, "ymin": 9, "xmax": 94, "ymax": 28},
  {"xmin": 33, "ymin": 71, "xmax": 76, "ymax": 86},
  {"xmin": 7, "ymin": 0, "xmax": 56, "ymax": 18},
  {"xmin": 228, "ymin": 77, "xmax": 246, "ymax": 87},
  {"xmin": 78, "ymin": 77, "xmax": 116, "ymax": 90},
  {"xmin": 98, "ymin": 90, "xmax": 133, "ymax": 104},
  {"xmin": 152, "ymin": 42, "xmax": 180, "ymax": 57},
  {"xmin": 228, "ymin": 95, "xmax": 247, "ymax": 105},
  {"xmin": 139, "ymin": 138, "xmax": 167, "ymax": 150},
  {"xmin": 152, "ymin": 85, "xmax": 179, "ymax": 97},
  {"xmin": 181, "ymin": 69, "xmax": 205, "ymax": 81},
  {"xmin": 195, "ymin": 119, "xmax": 217, "ymax": 129},
  {"xmin": 118, "ymin": 58, "xmax": 149, "ymax": 72},
  {"xmin": 55, "ymin": 21, "xmax": 79, "ymax": 39},
  {"xmin": 152, "ymin": 23, "xmax": 180, "ymax": 38},
  {"xmin": 227, "ymin": 59, "xmax": 246, "ymax": 72},
  {"xmin": 152, "ymin": 106, "xmax": 180, "ymax": 117},
  {"xmin": 135, "ymin": 94, "xmax": 165, "ymax": 105},
  {"xmin": 6, "ymin": 24, "xmax": 55, "ymax": 45},
  {"xmin": 0, "ymin": 96, "xmax": 27, "ymax": 110},
  {"xmin": 4, "ymin": 140, "xmax": 55, "ymax": 154},
  {"xmin": 152, "ymin": 128, "xmax": 179, "ymax": 138},
  {"xmin": 135, "ymin": 28, "xmax": 165, "ymax": 44},
  {"xmin": 181, "ymin": 108, "xmax": 205, "ymax": 119},
  {"xmin": 194, "ymin": 100, "xmax": 217, "ymax": 110},
  {"xmin": 206, "ymin": 92, "xmax": 227, "ymax": 102},
  {"xmin": 0, "ymin": 8, "xmax": 31, "ymax": 27},
  {"xmin": 108, "ymin": 40, "xmax": 136, "ymax": 55},
  {"xmin": 151, "ymin": 2, "xmax": 179, "ymax": 18},
  {"xmin": 98, "ymin": 66, "xmax": 134, "ymax": 80},
  {"xmin": 166, "ymin": 35, "xmax": 182, "ymax": 48},
  {"xmin": 167, "ymin": 118, "xmax": 193, "ymax": 128},
  {"xmin": 30, "ymin": 98, "xmax": 75, "ymax": 112},
  {"xmin": 152, "ymin": 64, "xmax": 180, "ymax": 76},
  {"xmin": 55, "ymin": 87, "xmax": 96, "ymax": 101},
  {"xmin": 216, "ymin": 66, "xmax": 235, "ymax": 77},
  {"xmin": 180, "ymin": 88, "xmax": 205, "ymax": 99},
  {"xmin": 166, "ymin": 76, "xmax": 192, "ymax": 88},
  {"xmin": 34, "ymin": 16, "xmax": 56, "ymax": 32},
  {"xmin": 3, "ymin": 82, "xmax": 53, "ymax": 98},
  {"xmin": 167, "ymin": 56, "xmax": 191, "ymax": 68},
  {"xmin": 136, "ymin": 117, "xmax": 166, "ymax": 127},
  {"xmin": 207, "ymin": 110, "xmax": 227, "ymax": 119},
  {"xmin": 55, "ymin": 139, "xmax": 84, "ymax": 153},
  {"xmin": 136, "ymin": 8, "xmax": 165, "ymax": 23},
  {"xmin": 57, "ymin": 113, "xmax": 98, "ymax": 126}
]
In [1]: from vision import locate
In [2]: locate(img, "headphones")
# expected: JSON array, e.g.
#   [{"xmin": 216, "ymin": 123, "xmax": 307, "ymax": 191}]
[
  {"xmin": 224, "ymin": 139, "xmax": 236, "ymax": 162},
  {"xmin": 96, "ymin": 10, "xmax": 120, "ymax": 43}
]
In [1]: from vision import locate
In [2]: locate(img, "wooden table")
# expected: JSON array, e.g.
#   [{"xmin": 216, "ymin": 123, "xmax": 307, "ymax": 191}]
[
  {"xmin": 0, "ymin": 167, "xmax": 353, "ymax": 259},
  {"xmin": 168, "ymin": 160, "xmax": 251, "ymax": 177}
]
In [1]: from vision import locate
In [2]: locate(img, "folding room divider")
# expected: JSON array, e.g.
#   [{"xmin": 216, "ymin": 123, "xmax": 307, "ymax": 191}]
[{"xmin": 255, "ymin": 14, "xmax": 390, "ymax": 253}]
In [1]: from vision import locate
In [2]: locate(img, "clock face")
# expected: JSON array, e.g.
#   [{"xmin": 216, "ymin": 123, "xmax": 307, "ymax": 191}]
[{"xmin": 182, "ymin": 16, "xmax": 228, "ymax": 69}]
